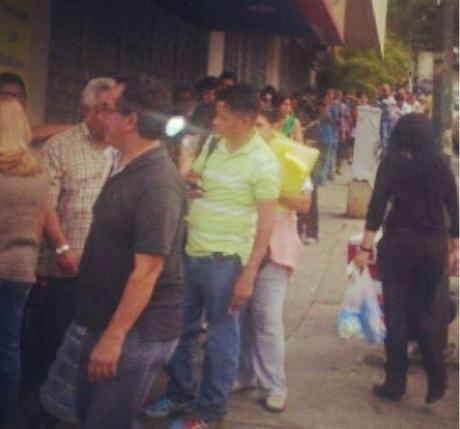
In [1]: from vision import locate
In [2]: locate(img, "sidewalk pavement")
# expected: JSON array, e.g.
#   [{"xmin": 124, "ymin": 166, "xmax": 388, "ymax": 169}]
[{"xmin": 141, "ymin": 165, "xmax": 458, "ymax": 429}]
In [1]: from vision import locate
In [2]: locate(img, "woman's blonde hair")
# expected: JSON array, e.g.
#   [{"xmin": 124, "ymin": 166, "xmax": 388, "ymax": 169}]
[{"xmin": 0, "ymin": 97, "xmax": 42, "ymax": 176}]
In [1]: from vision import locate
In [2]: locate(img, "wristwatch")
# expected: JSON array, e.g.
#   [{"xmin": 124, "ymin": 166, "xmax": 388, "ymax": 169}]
[{"xmin": 55, "ymin": 243, "xmax": 71, "ymax": 255}]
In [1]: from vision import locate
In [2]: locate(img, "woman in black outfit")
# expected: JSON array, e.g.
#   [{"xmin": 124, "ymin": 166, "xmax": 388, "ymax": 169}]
[{"xmin": 354, "ymin": 113, "xmax": 459, "ymax": 404}]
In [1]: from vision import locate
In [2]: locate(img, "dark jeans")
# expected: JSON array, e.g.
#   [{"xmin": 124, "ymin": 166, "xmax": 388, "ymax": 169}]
[
  {"xmin": 306, "ymin": 184, "xmax": 319, "ymax": 239},
  {"xmin": 166, "ymin": 254, "xmax": 242, "ymax": 422},
  {"xmin": 76, "ymin": 326, "xmax": 177, "ymax": 429},
  {"xmin": 377, "ymin": 230, "xmax": 448, "ymax": 387},
  {"xmin": 22, "ymin": 277, "xmax": 78, "ymax": 385},
  {"xmin": 297, "ymin": 182, "xmax": 319, "ymax": 239},
  {"xmin": 0, "ymin": 278, "xmax": 31, "ymax": 426}
]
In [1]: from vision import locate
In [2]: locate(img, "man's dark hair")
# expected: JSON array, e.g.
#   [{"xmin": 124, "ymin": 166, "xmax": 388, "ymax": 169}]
[
  {"xmin": 173, "ymin": 86, "xmax": 193, "ymax": 104},
  {"xmin": 0, "ymin": 72, "xmax": 26, "ymax": 94},
  {"xmin": 217, "ymin": 83, "xmax": 259, "ymax": 116},
  {"xmin": 219, "ymin": 71, "xmax": 237, "ymax": 83},
  {"xmin": 261, "ymin": 85, "xmax": 277, "ymax": 98},
  {"xmin": 195, "ymin": 76, "xmax": 218, "ymax": 98},
  {"xmin": 116, "ymin": 75, "xmax": 170, "ymax": 140}
]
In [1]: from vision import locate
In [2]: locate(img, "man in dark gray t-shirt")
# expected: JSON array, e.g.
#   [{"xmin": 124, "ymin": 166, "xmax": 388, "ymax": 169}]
[
  {"xmin": 77, "ymin": 146, "xmax": 185, "ymax": 341},
  {"xmin": 54, "ymin": 75, "xmax": 186, "ymax": 429}
]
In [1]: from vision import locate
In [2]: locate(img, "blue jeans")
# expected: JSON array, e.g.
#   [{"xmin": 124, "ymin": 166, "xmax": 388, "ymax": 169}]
[
  {"xmin": 75, "ymin": 326, "xmax": 177, "ymax": 429},
  {"xmin": 0, "ymin": 278, "xmax": 31, "ymax": 426},
  {"xmin": 319, "ymin": 140, "xmax": 338, "ymax": 184},
  {"xmin": 238, "ymin": 262, "xmax": 289, "ymax": 399},
  {"xmin": 166, "ymin": 254, "xmax": 242, "ymax": 422}
]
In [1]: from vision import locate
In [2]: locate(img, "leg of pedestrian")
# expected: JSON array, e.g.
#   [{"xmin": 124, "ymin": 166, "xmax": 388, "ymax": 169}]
[
  {"xmin": 250, "ymin": 262, "xmax": 289, "ymax": 412},
  {"xmin": 144, "ymin": 257, "xmax": 204, "ymax": 418}
]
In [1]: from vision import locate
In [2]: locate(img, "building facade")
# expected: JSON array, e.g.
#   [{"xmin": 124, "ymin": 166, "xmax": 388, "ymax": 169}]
[{"xmin": 0, "ymin": 0, "xmax": 387, "ymax": 125}]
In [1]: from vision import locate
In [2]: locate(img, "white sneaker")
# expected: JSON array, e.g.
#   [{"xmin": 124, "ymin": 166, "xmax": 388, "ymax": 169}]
[
  {"xmin": 305, "ymin": 237, "xmax": 318, "ymax": 245},
  {"xmin": 264, "ymin": 395, "xmax": 286, "ymax": 412}
]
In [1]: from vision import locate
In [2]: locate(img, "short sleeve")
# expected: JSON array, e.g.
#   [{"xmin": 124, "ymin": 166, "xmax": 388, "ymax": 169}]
[
  {"xmin": 252, "ymin": 153, "xmax": 280, "ymax": 201},
  {"xmin": 134, "ymin": 184, "xmax": 184, "ymax": 256},
  {"xmin": 41, "ymin": 138, "xmax": 63, "ymax": 210}
]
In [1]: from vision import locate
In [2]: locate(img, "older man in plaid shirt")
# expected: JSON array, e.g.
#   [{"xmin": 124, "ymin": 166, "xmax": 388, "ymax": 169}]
[{"xmin": 32, "ymin": 77, "xmax": 115, "ymax": 386}]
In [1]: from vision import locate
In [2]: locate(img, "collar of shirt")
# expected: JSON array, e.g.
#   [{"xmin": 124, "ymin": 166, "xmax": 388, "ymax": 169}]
[
  {"xmin": 111, "ymin": 145, "xmax": 167, "ymax": 177},
  {"xmin": 218, "ymin": 129, "xmax": 261, "ymax": 157}
]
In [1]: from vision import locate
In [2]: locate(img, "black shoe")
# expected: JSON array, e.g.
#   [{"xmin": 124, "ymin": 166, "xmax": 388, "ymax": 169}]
[
  {"xmin": 426, "ymin": 382, "xmax": 446, "ymax": 404},
  {"xmin": 372, "ymin": 383, "xmax": 405, "ymax": 401}
]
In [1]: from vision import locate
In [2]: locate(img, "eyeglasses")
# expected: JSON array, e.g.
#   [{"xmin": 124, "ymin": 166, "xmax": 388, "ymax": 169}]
[
  {"xmin": 97, "ymin": 103, "xmax": 133, "ymax": 116},
  {"xmin": 96, "ymin": 104, "xmax": 118, "ymax": 115}
]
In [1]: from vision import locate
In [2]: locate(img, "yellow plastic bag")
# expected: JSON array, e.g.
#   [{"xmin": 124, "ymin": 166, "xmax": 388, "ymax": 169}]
[{"xmin": 268, "ymin": 133, "xmax": 319, "ymax": 194}]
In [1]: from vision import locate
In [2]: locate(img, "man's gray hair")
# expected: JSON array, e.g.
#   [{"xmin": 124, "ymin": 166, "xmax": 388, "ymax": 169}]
[{"xmin": 81, "ymin": 77, "xmax": 115, "ymax": 106}]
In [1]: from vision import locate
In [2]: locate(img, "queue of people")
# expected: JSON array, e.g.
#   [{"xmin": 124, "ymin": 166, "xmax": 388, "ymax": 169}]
[{"xmin": 0, "ymin": 70, "xmax": 457, "ymax": 429}]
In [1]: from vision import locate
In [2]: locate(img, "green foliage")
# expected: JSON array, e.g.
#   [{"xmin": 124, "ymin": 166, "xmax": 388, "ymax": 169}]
[
  {"xmin": 316, "ymin": 36, "xmax": 412, "ymax": 100},
  {"xmin": 387, "ymin": 0, "xmax": 439, "ymax": 51},
  {"xmin": 387, "ymin": 0, "xmax": 458, "ymax": 51}
]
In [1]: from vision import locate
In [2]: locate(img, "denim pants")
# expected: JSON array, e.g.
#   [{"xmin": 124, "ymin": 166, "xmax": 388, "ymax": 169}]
[
  {"xmin": 166, "ymin": 254, "xmax": 242, "ymax": 422},
  {"xmin": 22, "ymin": 277, "xmax": 78, "ymax": 386},
  {"xmin": 238, "ymin": 262, "xmax": 289, "ymax": 399},
  {"xmin": 0, "ymin": 278, "xmax": 31, "ymax": 426},
  {"xmin": 319, "ymin": 140, "xmax": 338, "ymax": 184},
  {"xmin": 75, "ymin": 325, "xmax": 177, "ymax": 429}
]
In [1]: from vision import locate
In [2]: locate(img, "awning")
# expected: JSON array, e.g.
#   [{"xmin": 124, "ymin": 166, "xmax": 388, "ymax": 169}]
[
  {"xmin": 152, "ymin": 0, "xmax": 343, "ymax": 44},
  {"xmin": 344, "ymin": 0, "xmax": 387, "ymax": 56},
  {"xmin": 152, "ymin": 0, "xmax": 386, "ymax": 56}
]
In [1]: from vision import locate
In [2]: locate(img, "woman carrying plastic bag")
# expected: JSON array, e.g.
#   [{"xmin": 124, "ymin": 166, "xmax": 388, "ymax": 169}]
[{"xmin": 354, "ymin": 114, "xmax": 459, "ymax": 404}]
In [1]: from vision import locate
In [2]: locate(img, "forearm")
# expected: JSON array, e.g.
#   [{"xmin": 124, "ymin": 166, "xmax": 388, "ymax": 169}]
[
  {"xmin": 45, "ymin": 209, "xmax": 68, "ymax": 248},
  {"xmin": 32, "ymin": 123, "xmax": 72, "ymax": 145},
  {"xmin": 244, "ymin": 202, "xmax": 277, "ymax": 275},
  {"xmin": 360, "ymin": 230, "xmax": 376, "ymax": 250},
  {"xmin": 279, "ymin": 192, "xmax": 311, "ymax": 213},
  {"xmin": 102, "ymin": 268, "xmax": 161, "ymax": 341}
]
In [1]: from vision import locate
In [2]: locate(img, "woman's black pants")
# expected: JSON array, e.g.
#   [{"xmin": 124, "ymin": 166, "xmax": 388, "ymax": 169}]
[{"xmin": 377, "ymin": 230, "xmax": 448, "ymax": 388}]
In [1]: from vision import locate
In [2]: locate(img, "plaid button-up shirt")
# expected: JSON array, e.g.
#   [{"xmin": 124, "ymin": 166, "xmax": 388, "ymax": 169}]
[{"xmin": 38, "ymin": 122, "xmax": 113, "ymax": 277}]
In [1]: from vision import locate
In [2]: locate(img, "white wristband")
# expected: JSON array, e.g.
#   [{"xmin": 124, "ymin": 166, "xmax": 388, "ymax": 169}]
[{"xmin": 55, "ymin": 243, "xmax": 71, "ymax": 255}]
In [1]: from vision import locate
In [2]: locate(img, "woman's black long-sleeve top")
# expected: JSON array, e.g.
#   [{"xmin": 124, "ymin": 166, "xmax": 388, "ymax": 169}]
[{"xmin": 365, "ymin": 153, "xmax": 459, "ymax": 238}]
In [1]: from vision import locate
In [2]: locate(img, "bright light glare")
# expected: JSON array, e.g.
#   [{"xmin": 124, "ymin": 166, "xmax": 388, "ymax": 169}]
[{"xmin": 165, "ymin": 116, "xmax": 186, "ymax": 137}]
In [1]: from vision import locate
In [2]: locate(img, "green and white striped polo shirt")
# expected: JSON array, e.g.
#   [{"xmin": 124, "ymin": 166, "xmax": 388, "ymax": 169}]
[{"xmin": 186, "ymin": 130, "xmax": 280, "ymax": 264}]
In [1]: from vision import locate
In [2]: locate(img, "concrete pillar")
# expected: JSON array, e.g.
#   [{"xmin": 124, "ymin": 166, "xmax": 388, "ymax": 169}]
[
  {"xmin": 266, "ymin": 37, "xmax": 281, "ymax": 88},
  {"xmin": 346, "ymin": 181, "xmax": 372, "ymax": 219},
  {"xmin": 207, "ymin": 32, "xmax": 225, "ymax": 76},
  {"xmin": 28, "ymin": 0, "xmax": 51, "ymax": 125}
]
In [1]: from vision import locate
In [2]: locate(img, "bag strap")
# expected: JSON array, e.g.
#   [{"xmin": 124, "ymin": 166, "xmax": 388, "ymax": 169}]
[{"xmin": 201, "ymin": 134, "xmax": 219, "ymax": 170}]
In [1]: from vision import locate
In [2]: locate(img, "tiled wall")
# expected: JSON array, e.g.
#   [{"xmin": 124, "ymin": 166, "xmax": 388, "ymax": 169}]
[{"xmin": 45, "ymin": 0, "xmax": 208, "ymax": 123}]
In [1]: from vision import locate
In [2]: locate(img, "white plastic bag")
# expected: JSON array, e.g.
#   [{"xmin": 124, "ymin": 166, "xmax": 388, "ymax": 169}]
[
  {"xmin": 337, "ymin": 263, "xmax": 386, "ymax": 344},
  {"xmin": 360, "ymin": 268, "xmax": 386, "ymax": 344},
  {"xmin": 337, "ymin": 264, "xmax": 365, "ymax": 339}
]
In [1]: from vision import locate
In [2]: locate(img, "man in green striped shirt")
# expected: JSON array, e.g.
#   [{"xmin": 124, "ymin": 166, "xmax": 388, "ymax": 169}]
[{"xmin": 145, "ymin": 84, "xmax": 279, "ymax": 429}]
